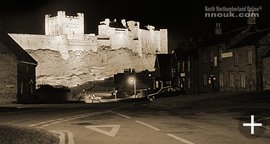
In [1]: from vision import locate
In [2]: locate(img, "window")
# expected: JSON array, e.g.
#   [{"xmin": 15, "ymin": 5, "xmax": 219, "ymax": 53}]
[
  {"xmin": 177, "ymin": 62, "xmax": 181, "ymax": 72},
  {"xmin": 188, "ymin": 78, "xmax": 191, "ymax": 89},
  {"xmin": 210, "ymin": 50, "xmax": 214, "ymax": 62},
  {"xmin": 240, "ymin": 72, "xmax": 246, "ymax": 88},
  {"xmin": 204, "ymin": 74, "xmax": 207, "ymax": 86},
  {"xmin": 171, "ymin": 68, "xmax": 176, "ymax": 78},
  {"xmin": 20, "ymin": 82, "xmax": 23, "ymax": 94},
  {"xmin": 181, "ymin": 61, "xmax": 185, "ymax": 72},
  {"xmin": 155, "ymin": 81, "xmax": 159, "ymax": 88},
  {"xmin": 229, "ymin": 73, "xmax": 234, "ymax": 88},
  {"xmin": 234, "ymin": 51, "xmax": 238, "ymax": 66},
  {"xmin": 187, "ymin": 60, "xmax": 190, "ymax": 71},
  {"xmin": 219, "ymin": 48, "xmax": 222, "ymax": 61},
  {"xmin": 248, "ymin": 50, "xmax": 253, "ymax": 65},
  {"xmin": 219, "ymin": 73, "xmax": 224, "ymax": 87},
  {"xmin": 214, "ymin": 56, "xmax": 218, "ymax": 67}
]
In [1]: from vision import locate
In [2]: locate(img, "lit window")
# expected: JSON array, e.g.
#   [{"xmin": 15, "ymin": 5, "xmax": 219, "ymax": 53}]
[
  {"xmin": 20, "ymin": 82, "xmax": 23, "ymax": 94},
  {"xmin": 240, "ymin": 72, "xmax": 246, "ymax": 88},
  {"xmin": 187, "ymin": 60, "xmax": 190, "ymax": 71},
  {"xmin": 181, "ymin": 61, "xmax": 185, "ymax": 72},
  {"xmin": 248, "ymin": 50, "xmax": 253, "ymax": 65},
  {"xmin": 219, "ymin": 73, "xmax": 224, "ymax": 87},
  {"xmin": 177, "ymin": 62, "xmax": 181, "ymax": 72},
  {"xmin": 214, "ymin": 56, "xmax": 217, "ymax": 67},
  {"xmin": 229, "ymin": 73, "xmax": 234, "ymax": 88},
  {"xmin": 219, "ymin": 48, "xmax": 222, "ymax": 61},
  {"xmin": 155, "ymin": 81, "xmax": 159, "ymax": 88},
  {"xmin": 188, "ymin": 78, "xmax": 191, "ymax": 89},
  {"xmin": 210, "ymin": 50, "xmax": 214, "ymax": 62}
]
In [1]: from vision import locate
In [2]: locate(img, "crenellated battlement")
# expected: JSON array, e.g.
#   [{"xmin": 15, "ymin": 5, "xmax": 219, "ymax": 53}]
[{"xmin": 10, "ymin": 11, "xmax": 168, "ymax": 59}]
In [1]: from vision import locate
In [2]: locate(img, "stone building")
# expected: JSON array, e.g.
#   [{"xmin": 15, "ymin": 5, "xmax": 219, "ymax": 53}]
[
  {"xmin": 198, "ymin": 19, "xmax": 270, "ymax": 92},
  {"xmin": 154, "ymin": 54, "xmax": 173, "ymax": 89},
  {"xmin": 9, "ymin": 11, "xmax": 168, "ymax": 59},
  {"xmin": 171, "ymin": 44, "xmax": 198, "ymax": 94},
  {"xmin": 0, "ymin": 29, "xmax": 37, "ymax": 103}
]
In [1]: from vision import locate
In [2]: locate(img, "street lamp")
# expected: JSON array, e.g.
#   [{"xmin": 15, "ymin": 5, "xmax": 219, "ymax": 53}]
[{"xmin": 128, "ymin": 77, "xmax": 136, "ymax": 98}]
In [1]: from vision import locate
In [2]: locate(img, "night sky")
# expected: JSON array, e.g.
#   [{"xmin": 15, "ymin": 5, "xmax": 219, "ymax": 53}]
[{"xmin": 0, "ymin": 0, "xmax": 269, "ymax": 49}]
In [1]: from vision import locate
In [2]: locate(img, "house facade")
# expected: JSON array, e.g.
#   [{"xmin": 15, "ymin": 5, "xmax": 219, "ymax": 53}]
[
  {"xmin": 0, "ymin": 30, "xmax": 37, "ymax": 103},
  {"xmin": 198, "ymin": 20, "xmax": 270, "ymax": 92},
  {"xmin": 171, "ymin": 45, "xmax": 198, "ymax": 94},
  {"xmin": 154, "ymin": 54, "xmax": 173, "ymax": 89}
]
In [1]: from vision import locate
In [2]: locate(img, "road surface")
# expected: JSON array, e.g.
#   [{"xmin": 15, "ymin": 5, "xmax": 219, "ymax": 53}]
[{"xmin": 0, "ymin": 93, "xmax": 269, "ymax": 144}]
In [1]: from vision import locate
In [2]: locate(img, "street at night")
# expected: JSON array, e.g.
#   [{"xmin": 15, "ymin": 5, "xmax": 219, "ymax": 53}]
[{"xmin": 0, "ymin": 92, "xmax": 269, "ymax": 144}]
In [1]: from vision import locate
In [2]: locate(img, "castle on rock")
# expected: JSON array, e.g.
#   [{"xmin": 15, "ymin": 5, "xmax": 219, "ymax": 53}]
[{"xmin": 9, "ymin": 11, "xmax": 168, "ymax": 59}]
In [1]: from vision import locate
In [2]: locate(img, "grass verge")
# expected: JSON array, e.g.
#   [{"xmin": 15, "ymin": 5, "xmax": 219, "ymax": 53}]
[{"xmin": 0, "ymin": 124, "xmax": 59, "ymax": 144}]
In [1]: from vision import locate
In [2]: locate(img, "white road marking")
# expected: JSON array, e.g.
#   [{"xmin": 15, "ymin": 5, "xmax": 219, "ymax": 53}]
[
  {"xmin": 29, "ymin": 104, "xmax": 133, "ymax": 128},
  {"xmin": 167, "ymin": 133, "xmax": 195, "ymax": 144},
  {"xmin": 135, "ymin": 120, "xmax": 160, "ymax": 131},
  {"xmin": 109, "ymin": 111, "xmax": 131, "ymax": 119},
  {"xmin": 29, "ymin": 112, "xmax": 102, "ymax": 127},
  {"xmin": 85, "ymin": 125, "xmax": 121, "ymax": 137},
  {"xmin": 50, "ymin": 130, "xmax": 75, "ymax": 144}
]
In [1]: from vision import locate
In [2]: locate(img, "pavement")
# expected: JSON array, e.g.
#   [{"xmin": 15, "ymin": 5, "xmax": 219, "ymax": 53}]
[{"xmin": 149, "ymin": 91, "xmax": 270, "ymax": 129}]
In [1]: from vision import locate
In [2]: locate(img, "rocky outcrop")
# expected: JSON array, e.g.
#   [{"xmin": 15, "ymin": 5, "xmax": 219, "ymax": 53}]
[{"xmin": 27, "ymin": 47, "xmax": 155, "ymax": 87}]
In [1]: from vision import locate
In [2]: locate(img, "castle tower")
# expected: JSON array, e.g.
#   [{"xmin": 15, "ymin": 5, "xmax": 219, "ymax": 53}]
[{"xmin": 45, "ymin": 11, "xmax": 84, "ymax": 37}]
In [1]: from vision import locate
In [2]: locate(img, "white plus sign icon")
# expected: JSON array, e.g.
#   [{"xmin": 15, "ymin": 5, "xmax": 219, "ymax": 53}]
[{"xmin": 243, "ymin": 115, "xmax": 263, "ymax": 134}]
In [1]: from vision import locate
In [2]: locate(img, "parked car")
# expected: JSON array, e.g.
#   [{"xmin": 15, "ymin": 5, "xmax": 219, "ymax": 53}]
[{"xmin": 147, "ymin": 86, "xmax": 183, "ymax": 101}]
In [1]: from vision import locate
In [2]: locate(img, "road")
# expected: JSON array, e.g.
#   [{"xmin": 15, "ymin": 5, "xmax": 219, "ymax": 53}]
[{"xmin": 0, "ymin": 93, "xmax": 269, "ymax": 144}]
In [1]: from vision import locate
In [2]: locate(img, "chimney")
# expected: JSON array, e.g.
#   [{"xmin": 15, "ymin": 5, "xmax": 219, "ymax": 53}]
[
  {"xmin": 215, "ymin": 23, "xmax": 222, "ymax": 35},
  {"xmin": 247, "ymin": 11, "xmax": 256, "ymax": 32}
]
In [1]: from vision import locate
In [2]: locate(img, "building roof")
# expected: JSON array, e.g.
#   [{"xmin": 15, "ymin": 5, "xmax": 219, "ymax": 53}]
[
  {"xmin": 155, "ymin": 54, "xmax": 173, "ymax": 69},
  {"xmin": 0, "ymin": 29, "xmax": 37, "ymax": 65},
  {"xmin": 174, "ymin": 43, "xmax": 198, "ymax": 60},
  {"xmin": 263, "ymin": 48, "xmax": 270, "ymax": 58},
  {"xmin": 200, "ymin": 26, "xmax": 247, "ymax": 48},
  {"xmin": 228, "ymin": 28, "xmax": 270, "ymax": 49}
]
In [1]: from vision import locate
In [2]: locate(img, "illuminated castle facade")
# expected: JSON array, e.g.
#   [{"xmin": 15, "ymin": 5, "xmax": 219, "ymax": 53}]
[{"xmin": 9, "ymin": 11, "xmax": 168, "ymax": 59}]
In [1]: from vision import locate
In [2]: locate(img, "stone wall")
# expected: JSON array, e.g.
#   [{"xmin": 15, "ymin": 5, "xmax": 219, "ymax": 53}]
[
  {"xmin": 45, "ymin": 11, "xmax": 84, "ymax": 36},
  {"xmin": 9, "ymin": 33, "xmax": 98, "ymax": 59},
  {"xmin": 10, "ymin": 12, "xmax": 168, "ymax": 59},
  {"xmin": 221, "ymin": 46, "xmax": 257, "ymax": 91},
  {"xmin": 263, "ymin": 57, "xmax": 270, "ymax": 90},
  {"xmin": 0, "ymin": 44, "xmax": 17, "ymax": 103}
]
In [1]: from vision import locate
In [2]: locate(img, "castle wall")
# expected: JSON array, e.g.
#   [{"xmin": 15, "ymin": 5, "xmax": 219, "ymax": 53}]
[
  {"xmin": 9, "ymin": 33, "xmax": 98, "ymax": 59},
  {"xmin": 10, "ymin": 12, "xmax": 168, "ymax": 59},
  {"xmin": 160, "ymin": 29, "xmax": 168, "ymax": 54},
  {"xmin": 45, "ymin": 11, "xmax": 84, "ymax": 36},
  {"xmin": 111, "ymin": 29, "xmax": 131, "ymax": 49}
]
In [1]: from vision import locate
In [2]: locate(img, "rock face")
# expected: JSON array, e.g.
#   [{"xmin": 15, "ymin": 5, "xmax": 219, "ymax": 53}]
[{"xmin": 27, "ymin": 47, "xmax": 156, "ymax": 87}]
